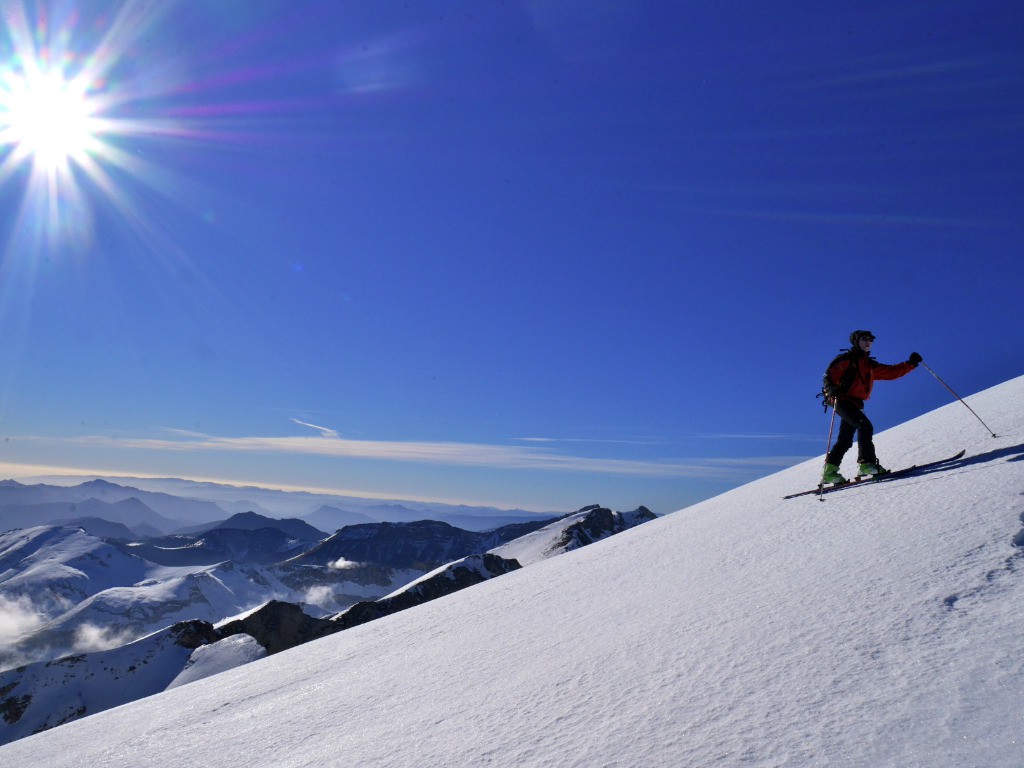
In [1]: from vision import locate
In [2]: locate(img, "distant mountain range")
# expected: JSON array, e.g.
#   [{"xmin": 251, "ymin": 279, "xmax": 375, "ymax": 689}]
[
  {"xmin": 0, "ymin": 476, "xmax": 557, "ymax": 535},
  {"xmin": 0, "ymin": 503, "xmax": 655, "ymax": 745},
  {"xmin": 0, "ymin": 479, "xmax": 225, "ymax": 534}
]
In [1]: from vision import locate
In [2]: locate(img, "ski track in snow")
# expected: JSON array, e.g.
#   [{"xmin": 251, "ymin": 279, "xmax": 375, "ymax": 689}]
[{"xmin": 1, "ymin": 377, "xmax": 1022, "ymax": 767}]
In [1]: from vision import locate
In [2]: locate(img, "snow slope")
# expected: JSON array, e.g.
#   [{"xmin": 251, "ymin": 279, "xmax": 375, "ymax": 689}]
[
  {"xmin": 2, "ymin": 375, "xmax": 1022, "ymax": 767},
  {"xmin": 165, "ymin": 634, "xmax": 266, "ymax": 689}
]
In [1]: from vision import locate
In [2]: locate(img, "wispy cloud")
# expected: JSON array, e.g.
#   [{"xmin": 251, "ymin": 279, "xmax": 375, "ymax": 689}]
[
  {"xmin": 290, "ymin": 419, "xmax": 340, "ymax": 439},
  {"xmin": 14, "ymin": 428, "xmax": 807, "ymax": 480}
]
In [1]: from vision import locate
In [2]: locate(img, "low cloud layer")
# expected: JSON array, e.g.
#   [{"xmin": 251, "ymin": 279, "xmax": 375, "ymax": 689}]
[
  {"xmin": 73, "ymin": 622, "xmax": 138, "ymax": 653},
  {"xmin": 328, "ymin": 557, "xmax": 362, "ymax": 571},
  {"xmin": 0, "ymin": 594, "xmax": 44, "ymax": 644}
]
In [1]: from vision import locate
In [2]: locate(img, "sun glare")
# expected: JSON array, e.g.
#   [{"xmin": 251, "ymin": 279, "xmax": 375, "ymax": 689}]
[
  {"xmin": 2, "ymin": 69, "xmax": 98, "ymax": 171},
  {"xmin": 0, "ymin": 1, "xmax": 302, "ymax": 261},
  {"xmin": 0, "ymin": 1, "xmax": 181, "ymax": 254}
]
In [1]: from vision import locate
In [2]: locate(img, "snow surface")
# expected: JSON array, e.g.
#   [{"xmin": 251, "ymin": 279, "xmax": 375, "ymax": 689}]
[
  {"xmin": 1, "ymin": 375, "xmax": 1022, "ymax": 767},
  {"xmin": 166, "ymin": 634, "xmax": 266, "ymax": 689}
]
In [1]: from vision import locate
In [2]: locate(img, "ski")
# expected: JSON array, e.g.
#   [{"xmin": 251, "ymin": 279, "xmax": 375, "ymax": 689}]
[{"xmin": 783, "ymin": 450, "xmax": 966, "ymax": 500}]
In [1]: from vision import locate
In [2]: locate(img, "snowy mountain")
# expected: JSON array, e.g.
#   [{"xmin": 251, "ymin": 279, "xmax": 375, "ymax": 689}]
[
  {"xmin": 0, "ymin": 526, "xmax": 150, "ymax": 618},
  {"xmin": 2, "ymin": 555, "xmax": 303, "ymax": 670},
  {"xmin": 11, "ymin": 560, "xmax": 298, "ymax": 653},
  {"xmin": 0, "ymin": 607, "xmax": 292, "ymax": 745},
  {"xmin": 2, "ymin": 515, "xmax": 568, "ymax": 674},
  {"xmin": 0, "ymin": 620, "xmax": 223, "ymax": 745},
  {"xmin": 288, "ymin": 517, "xmax": 558, "ymax": 570},
  {"xmin": 0, "ymin": 504, "xmax": 654, "ymax": 744},
  {"xmin": 122, "ymin": 526, "xmax": 315, "ymax": 566},
  {"xmin": 490, "ymin": 503, "xmax": 655, "ymax": 565},
  {"xmin": 1, "ymin": 375, "xmax": 1021, "ymax": 766}
]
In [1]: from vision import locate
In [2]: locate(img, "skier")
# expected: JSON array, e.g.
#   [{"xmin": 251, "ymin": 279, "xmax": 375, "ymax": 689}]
[{"xmin": 821, "ymin": 330, "xmax": 922, "ymax": 485}]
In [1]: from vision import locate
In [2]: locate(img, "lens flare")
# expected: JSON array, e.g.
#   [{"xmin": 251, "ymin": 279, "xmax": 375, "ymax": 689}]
[
  {"xmin": 2, "ymin": 68, "xmax": 97, "ymax": 171},
  {"xmin": 0, "ymin": 1, "xmax": 189, "ymax": 255},
  {"xmin": 0, "ymin": 1, "xmax": 335, "ymax": 261}
]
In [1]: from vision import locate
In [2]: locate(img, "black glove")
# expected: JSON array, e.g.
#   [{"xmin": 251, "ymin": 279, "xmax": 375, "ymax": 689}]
[{"xmin": 908, "ymin": 352, "xmax": 922, "ymax": 366}]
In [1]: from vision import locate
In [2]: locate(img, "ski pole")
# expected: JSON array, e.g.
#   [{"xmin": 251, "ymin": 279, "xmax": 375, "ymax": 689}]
[
  {"xmin": 819, "ymin": 404, "xmax": 838, "ymax": 501},
  {"xmin": 920, "ymin": 361, "xmax": 997, "ymax": 438}
]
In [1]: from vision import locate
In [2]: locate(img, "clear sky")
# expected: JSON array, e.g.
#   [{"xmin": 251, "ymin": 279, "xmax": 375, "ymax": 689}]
[{"xmin": 0, "ymin": 0, "xmax": 1021, "ymax": 514}]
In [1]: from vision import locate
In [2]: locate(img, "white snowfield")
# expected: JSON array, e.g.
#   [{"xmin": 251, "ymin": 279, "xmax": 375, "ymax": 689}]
[{"xmin": 2, "ymin": 375, "xmax": 1022, "ymax": 767}]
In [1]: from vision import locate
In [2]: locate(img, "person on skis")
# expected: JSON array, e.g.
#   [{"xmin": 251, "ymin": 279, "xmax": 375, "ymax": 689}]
[{"xmin": 821, "ymin": 330, "xmax": 922, "ymax": 485}]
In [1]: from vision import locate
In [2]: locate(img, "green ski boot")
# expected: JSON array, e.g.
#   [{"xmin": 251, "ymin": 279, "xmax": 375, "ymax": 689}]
[
  {"xmin": 821, "ymin": 463, "xmax": 847, "ymax": 485},
  {"xmin": 858, "ymin": 462, "xmax": 889, "ymax": 478}
]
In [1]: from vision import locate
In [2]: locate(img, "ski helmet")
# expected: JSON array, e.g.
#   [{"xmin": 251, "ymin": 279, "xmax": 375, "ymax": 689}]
[{"xmin": 850, "ymin": 330, "xmax": 876, "ymax": 345}]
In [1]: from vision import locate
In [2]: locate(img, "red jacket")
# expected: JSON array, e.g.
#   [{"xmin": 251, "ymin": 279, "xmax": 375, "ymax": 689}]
[{"xmin": 827, "ymin": 352, "xmax": 916, "ymax": 403}]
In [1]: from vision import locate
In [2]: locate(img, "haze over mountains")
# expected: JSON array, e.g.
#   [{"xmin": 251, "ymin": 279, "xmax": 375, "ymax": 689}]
[
  {"xmin": 0, "ymin": 374, "xmax": 1019, "ymax": 766},
  {"xmin": 0, "ymin": 476, "xmax": 555, "ymax": 536}
]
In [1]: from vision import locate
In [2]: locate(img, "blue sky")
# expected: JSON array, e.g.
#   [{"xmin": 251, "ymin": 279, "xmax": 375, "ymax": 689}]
[{"xmin": 0, "ymin": 0, "xmax": 1021, "ymax": 514}]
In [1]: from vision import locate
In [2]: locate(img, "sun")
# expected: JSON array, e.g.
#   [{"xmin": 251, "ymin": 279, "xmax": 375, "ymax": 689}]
[
  {"xmin": 1, "ymin": 68, "xmax": 98, "ymax": 172},
  {"xmin": 0, "ymin": 1, "xmax": 297, "ymax": 258},
  {"xmin": 0, "ymin": 1, "xmax": 167, "ymax": 253}
]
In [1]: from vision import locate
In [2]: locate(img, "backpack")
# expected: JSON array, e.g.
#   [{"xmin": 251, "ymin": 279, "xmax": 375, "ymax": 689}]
[{"xmin": 816, "ymin": 351, "xmax": 857, "ymax": 412}]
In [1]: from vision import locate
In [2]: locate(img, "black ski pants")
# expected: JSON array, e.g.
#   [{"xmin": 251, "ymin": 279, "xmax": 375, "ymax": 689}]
[{"xmin": 826, "ymin": 399, "xmax": 876, "ymax": 466}]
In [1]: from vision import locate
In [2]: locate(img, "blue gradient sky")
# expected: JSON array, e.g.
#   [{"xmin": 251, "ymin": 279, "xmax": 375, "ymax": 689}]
[{"xmin": 0, "ymin": 1, "xmax": 1021, "ymax": 513}]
